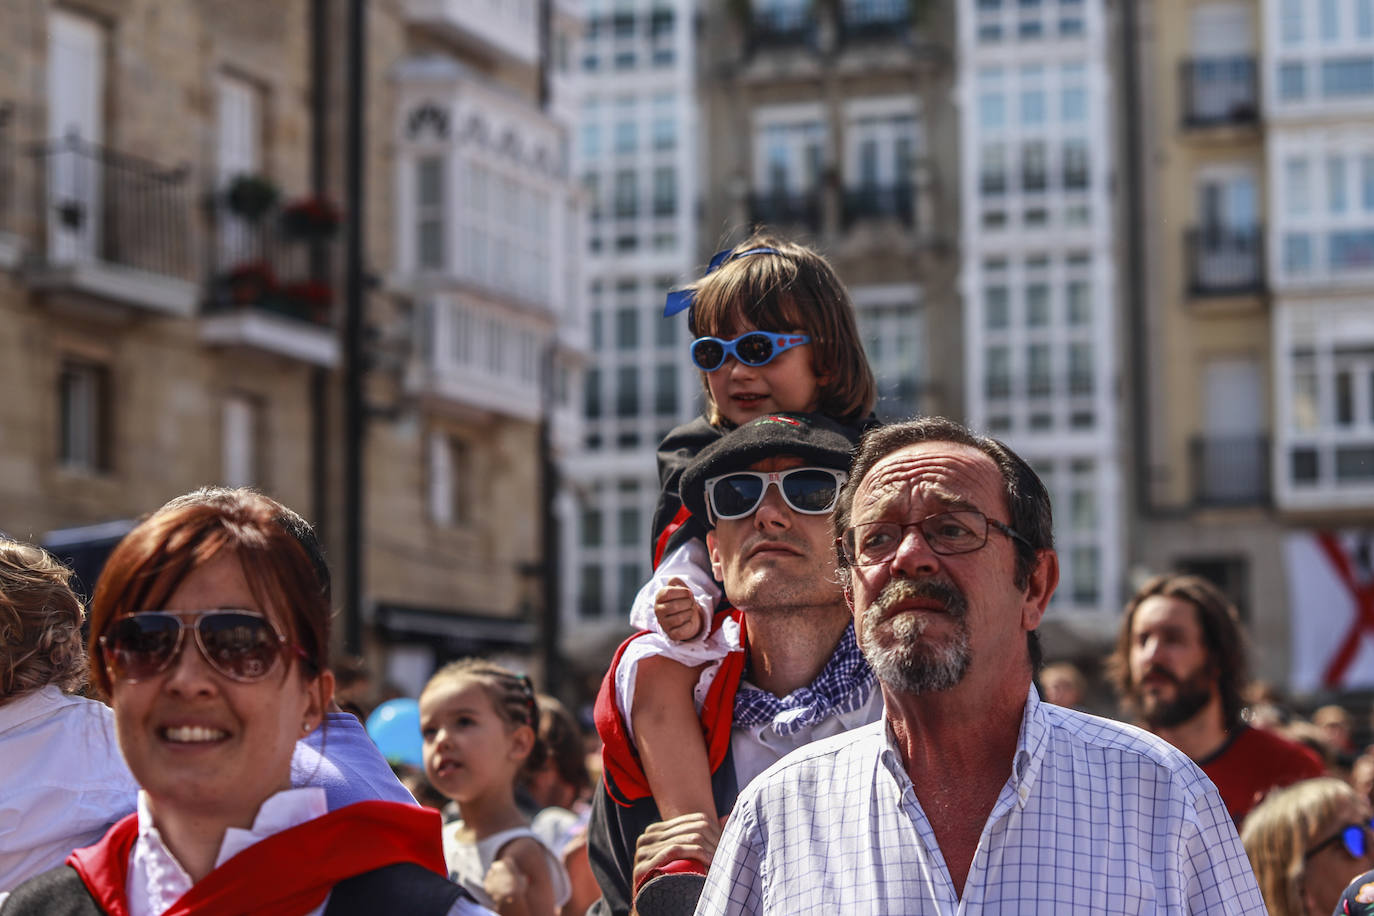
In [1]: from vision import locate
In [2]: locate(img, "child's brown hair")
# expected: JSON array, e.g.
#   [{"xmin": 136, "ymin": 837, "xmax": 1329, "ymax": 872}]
[
  {"xmin": 422, "ymin": 658, "xmax": 548, "ymax": 778},
  {"xmin": 685, "ymin": 232, "xmax": 877, "ymax": 426}
]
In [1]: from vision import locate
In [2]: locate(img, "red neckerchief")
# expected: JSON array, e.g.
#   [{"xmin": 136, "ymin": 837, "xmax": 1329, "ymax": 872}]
[
  {"xmin": 595, "ymin": 609, "xmax": 748, "ymax": 806},
  {"xmin": 67, "ymin": 800, "xmax": 445, "ymax": 916}
]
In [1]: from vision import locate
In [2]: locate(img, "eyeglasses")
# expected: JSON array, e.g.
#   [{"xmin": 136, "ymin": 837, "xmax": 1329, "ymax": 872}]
[
  {"xmin": 1306, "ymin": 819, "xmax": 1374, "ymax": 861},
  {"xmin": 705, "ymin": 468, "xmax": 847, "ymax": 521},
  {"xmin": 839, "ymin": 509, "xmax": 1032, "ymax": 567},
  {"xmin": 690, "ymin": 331, "xmax": 811, "ymax": 372},
  {"xmin": 100, "ymin": 610, "xmax": 294, "ymax": 683}
]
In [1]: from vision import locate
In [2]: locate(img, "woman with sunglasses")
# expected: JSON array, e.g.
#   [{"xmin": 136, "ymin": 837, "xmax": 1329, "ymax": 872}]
[
  {"xmin": 1242, "ymin": 777, "xmax": 1374, "ymax": 915},
  {"xmin": 1, "ymin": 489, "xmax": 487, "ymax": 915}
]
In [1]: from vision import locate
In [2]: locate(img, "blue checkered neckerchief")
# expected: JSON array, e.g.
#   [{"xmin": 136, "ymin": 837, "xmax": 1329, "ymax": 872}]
[{"xmin": 733, "ymin": 623, "xmax": 875, "ymax": 737}]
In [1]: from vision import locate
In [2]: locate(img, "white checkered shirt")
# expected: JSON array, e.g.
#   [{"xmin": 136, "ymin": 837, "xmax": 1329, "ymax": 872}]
[{"xmin": 695, "ymin": 686, "xmax": 1263, "ymax": 915}]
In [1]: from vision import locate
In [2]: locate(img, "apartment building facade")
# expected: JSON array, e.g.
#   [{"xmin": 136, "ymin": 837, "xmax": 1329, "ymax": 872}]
[
  {"xmin": 0, "ymin": 0, "xmax": 584, "ymax": 697},
  {"xmin": 958, "ymin": 0, "xmax": 1123, "ymax": 654},
  {"xmin": 1133, "ymin": 0, "xmax": 1374, "ymax": 692},
  {"xmin": 697, "ymin": 0, "xmax": 962, "ymax": 433},
  {"xmin": 552, "ymin": 0, "xmax": 703, "ymax": 673}
]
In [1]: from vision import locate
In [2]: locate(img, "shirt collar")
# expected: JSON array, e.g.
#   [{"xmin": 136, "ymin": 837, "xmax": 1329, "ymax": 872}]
[{"xmin": 135, "ymin": 786, "xmax": 328, "ymax": 869}]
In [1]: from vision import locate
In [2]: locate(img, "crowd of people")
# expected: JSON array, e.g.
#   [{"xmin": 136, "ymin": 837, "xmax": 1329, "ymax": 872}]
[{"xmin": 3, "ymin": 235, "xmax": 1374, "ymax": 914}]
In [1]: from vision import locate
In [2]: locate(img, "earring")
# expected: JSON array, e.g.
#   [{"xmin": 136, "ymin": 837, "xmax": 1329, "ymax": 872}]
[{"xmin": 302, "ymin": 722, "xmax": 312, "ymax": 734}]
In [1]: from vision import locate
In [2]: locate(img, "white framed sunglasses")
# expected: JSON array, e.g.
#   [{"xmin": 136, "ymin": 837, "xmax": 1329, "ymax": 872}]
[{"xmin": 704, "ymin": 467, "xmax": 847, "ymax": 521}]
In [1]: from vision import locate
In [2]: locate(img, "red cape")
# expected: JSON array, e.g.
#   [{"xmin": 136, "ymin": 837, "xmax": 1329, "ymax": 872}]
[
  {"xmin": 67, "ymin": 800, "xmax": 446, "ymax": 916},
  {"xmin": 595, "ymin": 609, "xmax": 747, "ymax": 805}
]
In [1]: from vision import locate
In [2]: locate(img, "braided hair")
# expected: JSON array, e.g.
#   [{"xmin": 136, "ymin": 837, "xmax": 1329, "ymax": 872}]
[{"xmin": 424, "ymin": 658, "xmax": 548, "ymax": 777}]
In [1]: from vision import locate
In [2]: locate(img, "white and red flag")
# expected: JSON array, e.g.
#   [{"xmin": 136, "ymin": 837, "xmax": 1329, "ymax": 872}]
[{"xmin": 1287, "ymin": 530, "xmax": 1374, "ymax": 692}]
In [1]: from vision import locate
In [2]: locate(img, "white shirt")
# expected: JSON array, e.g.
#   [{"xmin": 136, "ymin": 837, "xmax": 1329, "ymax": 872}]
[
  {"xmin": 0, "ymin": 687, "xmax": 139, "ymax": 892},
  {"xmin": 128, "ymin": 788, "xmax": 490, "ymax": 916},
  {"xmin": 441, "ymin": 820, "xmax": 571, "ymax": 911},
  {"xmin": 729, "ymin": 677, "xmax": 884, "ymax": 788},
  {"xmin": 697, "ymin": 687, "xmax": 1264, "ymax": 915}
]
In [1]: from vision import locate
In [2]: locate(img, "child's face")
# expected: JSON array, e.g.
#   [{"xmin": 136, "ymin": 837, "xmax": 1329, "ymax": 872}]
[
  {"xmin": 705, "ymin": 322, "xmax": 823, "ymax": 426},
  {"xmin": 419, "ymin": 677, "xmax": 526, "ymax": 805}
]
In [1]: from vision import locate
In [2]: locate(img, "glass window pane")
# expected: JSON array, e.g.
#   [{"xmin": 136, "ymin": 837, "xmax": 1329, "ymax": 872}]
[
  {"xmin": 1066, "ymin": 280, "xmax": 1091, "ymax": 324},
  {"xmin": 985, "ymin": 285, "xmax": 1009, "ymax": 329},
  {"xmin": 1280, "ymin": 0, "xmax": 1303, "ymax": 45},
  {"xmin": 1278, "ymin": 63, "xmax": 1306, "ymax": 100},
  {"xmin": 615, "ymin": 307, "xmax": 638, "ymax": 349},
  {"xmin": 1026, "ymin": 283, "xmax": 1050, "ymax": 326}
]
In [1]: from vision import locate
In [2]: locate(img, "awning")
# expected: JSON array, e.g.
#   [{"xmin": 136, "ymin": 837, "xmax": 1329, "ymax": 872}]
[
  {"xmin": 42, "ymin": 519, "xmax": 137, "ymax": 599},
  {"xmin": 373, "ymin": 602, "xmax": 537, "ymax": 657}
]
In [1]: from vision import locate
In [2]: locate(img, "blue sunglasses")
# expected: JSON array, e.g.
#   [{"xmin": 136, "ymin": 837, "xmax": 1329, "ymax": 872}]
[
  {"xmin": 1307, "ymin": 819, "xmax": 1374, "ymax": 861},
  {"xmin": 690, "ymin": 331, "xmax": 811, "ymax": 372}
]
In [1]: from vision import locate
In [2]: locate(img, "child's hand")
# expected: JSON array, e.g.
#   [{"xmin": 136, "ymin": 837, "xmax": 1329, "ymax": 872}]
[
  {"xmin": 484, "ymin": 858, "xmax": 528, "ymax": 909},
  {"xmin": 654, "ymin": 577, "xmax": 704, "ymax": 641}
]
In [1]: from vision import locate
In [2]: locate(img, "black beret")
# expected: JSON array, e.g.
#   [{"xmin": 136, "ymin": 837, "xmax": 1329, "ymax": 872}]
[{"xmin": 679, "ymin": 413, "xmax": 861, "ymax": 523}]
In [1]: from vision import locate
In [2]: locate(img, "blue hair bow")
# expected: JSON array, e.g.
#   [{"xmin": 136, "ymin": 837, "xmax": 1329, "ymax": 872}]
[{"xmin": 662, "ymin": 246, "xmax": 781, "ymax": 317}]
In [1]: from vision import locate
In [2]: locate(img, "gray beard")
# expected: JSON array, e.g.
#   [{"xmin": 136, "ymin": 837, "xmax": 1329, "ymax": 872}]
[{"xmin": 859, "ymin": 577, "xmax": 972, "ymax": 695}]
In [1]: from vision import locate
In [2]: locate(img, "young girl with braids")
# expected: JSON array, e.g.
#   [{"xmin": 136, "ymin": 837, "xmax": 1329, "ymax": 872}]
[{"xmin": 420, "ymin": 660, "xmax": 571, "ymax": 916}]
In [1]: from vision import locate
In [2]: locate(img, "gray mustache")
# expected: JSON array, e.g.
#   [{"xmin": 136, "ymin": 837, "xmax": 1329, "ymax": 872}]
[{"xmin": 870, "ymin": 577, "xmax": 969, "ymax": 621}]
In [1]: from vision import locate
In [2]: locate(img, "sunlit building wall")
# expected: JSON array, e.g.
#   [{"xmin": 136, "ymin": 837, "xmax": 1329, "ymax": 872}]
[
  {"xmin": 957, "ymin": 0, "xmax": 1123, "ymax": 639},
  {"xmin": 557, "ymin": 0, "xmax": 703, "ymax": 669}
]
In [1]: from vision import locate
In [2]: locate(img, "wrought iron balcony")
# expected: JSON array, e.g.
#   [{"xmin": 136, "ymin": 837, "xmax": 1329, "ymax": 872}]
[
  {"xmin": 842, "ymin": 184, "xmax": 914, "ymax": 229},
  {"xmin": 26, "ymin": 135, "xmax": 197, "ymax": 314},
  {"xmin": 199, "ymin": 189, "xmax": 340, "ymax": 366},
  {"xmin": 1181, "ymin": 56, "xmax": 1259, "ymax": 128},
  {"xmin": 29, "ymin": 136, "xmax": 193, "ymax": 280},
  {"xmin": 838, "ymin": 0, "xmax": 910, "ymax": 44},
  {"xmin": 748, "ymin": 5, "xmax": 817, "ymax": 51},
  {"xmin": 205, "ymin": 192, "xmax": 339, "ymax": 329},
  {"xmin": 748, "ymin": 190, "xmax": 822, "ymax": 234},
  {"xmin": 1191, "ymin": 434, "xmax": 1270, "ymax": 507},
  {"xmin": 1186, "ymin": 225, "xmax": 1265, "ymax": 297}
]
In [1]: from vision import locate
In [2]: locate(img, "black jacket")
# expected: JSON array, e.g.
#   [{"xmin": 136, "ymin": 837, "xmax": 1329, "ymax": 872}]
[{"xmin": 0, "ymin": 862, "xmax": 470, "ymax": 915}]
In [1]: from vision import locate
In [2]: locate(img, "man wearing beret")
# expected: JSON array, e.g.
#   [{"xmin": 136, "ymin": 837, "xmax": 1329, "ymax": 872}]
[{"xmin": 585, "ymin": 413, "xmax": 883, "ymax": 916}]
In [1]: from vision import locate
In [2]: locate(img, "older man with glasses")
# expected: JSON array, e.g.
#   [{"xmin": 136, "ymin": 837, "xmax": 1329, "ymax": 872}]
[
  {"xmin": 697, "ymin": 416, "xmax": 1264, "ymax": 914},
  {"xmin": 586, "ymin": 413, "xmax": 883, "ymax": 916}
]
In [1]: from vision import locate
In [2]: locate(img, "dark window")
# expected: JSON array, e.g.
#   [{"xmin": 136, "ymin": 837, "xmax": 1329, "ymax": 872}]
[
  {"xmin": 58, "ymin": 359, "xmax": 111, "ymax": 472},
  {"xmin": 1175, "ymin": 556, "xmax": 1251, "ymax": 622}
]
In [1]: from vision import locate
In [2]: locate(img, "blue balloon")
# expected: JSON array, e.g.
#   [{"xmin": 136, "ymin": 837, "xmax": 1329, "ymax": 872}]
[{"xmin": 365, "ymin": 698, "xmax": 423, "ymax": 768}]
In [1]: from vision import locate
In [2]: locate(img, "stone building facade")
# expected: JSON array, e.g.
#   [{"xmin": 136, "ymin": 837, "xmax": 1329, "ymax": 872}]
[{"xmin": 0, "ymin": 0, "xmax": 585, "ymax": 697}]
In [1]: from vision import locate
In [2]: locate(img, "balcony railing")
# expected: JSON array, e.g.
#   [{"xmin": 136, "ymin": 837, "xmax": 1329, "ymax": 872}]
[
  {"xmin": 1191, "ymin": 434, "xmax": 1270, "ymax": 507},
  {"xmin": 748, "ymin": 6, "xmax": 816, "ymax": 51},
  {"xmin": 28, "ymin": 135, "xmax": 193, "ymax": 280},
  {"xmin": 1181, "ymin": 56, "xmax": 1259, "ymax": 128},
  {"xmin": 838, "ymin": 0, "xmax": 909, "ymax": 44},
  {"xmin": 1187, "ymin": 225, "xmax": 1264, "ymax": 296},
  {"xmin": 748, "ymin": 190, "xmax": 822, "ymax": 234},
  {"xmin": 842, "ymin": 184, "xmax": 914, "ymax": 229},
  {"xmin": 205, "ymin": 195, "xmax": 338, "ymax": 328}
]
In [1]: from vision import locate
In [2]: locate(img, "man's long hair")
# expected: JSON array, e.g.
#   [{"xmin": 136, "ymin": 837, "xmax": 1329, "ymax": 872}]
[{"xmin": 1107, "ymin": 573, "xmax": 1248, "ymax": 731}]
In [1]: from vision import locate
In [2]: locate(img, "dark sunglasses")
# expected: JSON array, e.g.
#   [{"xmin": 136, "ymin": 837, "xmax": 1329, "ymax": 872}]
[
  {"xmin": 705, "ymin": 468, "xmax": 847, "ymax": 521},
  {"xmin": 100, "ymin": 610, "xmax": 295, "ymax": 683},
  {"xmin": 1306, "ymin": 819, "xmax": 1374, "ymax": 861},
  {"xmin": 690, "ymin": 331, "xmax": 811, "ymax": 372}
]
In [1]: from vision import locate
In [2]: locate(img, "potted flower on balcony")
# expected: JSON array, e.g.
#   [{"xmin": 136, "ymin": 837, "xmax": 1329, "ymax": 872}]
[
  {"xmin": 280, "ymin": 279, "xmax": 334, "ymax": 324},
  {"xmin": 217, "ymin": 260, "xmax": 279, "ymax": 308},
  {"xmin": 224, "ymin": 173, "xmax": 280, "ymax": 223},
  {"xmin": 279, "ymin": 195, "xmax": 342, "ymax": 241}
]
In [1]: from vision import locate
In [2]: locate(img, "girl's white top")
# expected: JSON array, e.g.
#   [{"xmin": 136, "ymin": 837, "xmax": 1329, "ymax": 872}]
[{"xmin": 441, "ymin": 820, "xmax": 571, "ymax": 912}]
